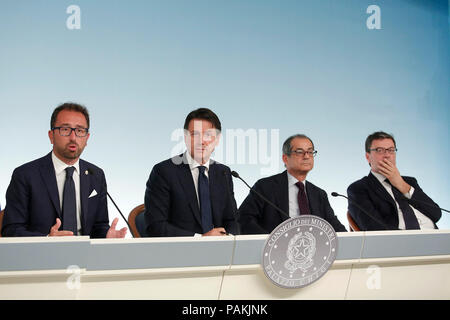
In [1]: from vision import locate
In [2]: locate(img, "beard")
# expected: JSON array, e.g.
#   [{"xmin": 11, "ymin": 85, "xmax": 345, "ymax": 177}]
[
  {"xmin": 55, "ymin": 142, "xmax": 84, "ymax": 162},
  {"xmin": 62, "ymin": 149, "xmax": 81, "ymax": 160}
]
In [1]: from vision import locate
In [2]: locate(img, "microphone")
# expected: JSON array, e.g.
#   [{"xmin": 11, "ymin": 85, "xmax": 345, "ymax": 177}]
[
  {"xmin": 231, "ymin": 171, "xmax": 291, "ymax": 220},
  {"xmin": 331, "ymin": 192, "xmax": 392, "ymax": 230},
  {"xmin": 87, "ymin": 168, "xmax": 134, "ymax": 238}
]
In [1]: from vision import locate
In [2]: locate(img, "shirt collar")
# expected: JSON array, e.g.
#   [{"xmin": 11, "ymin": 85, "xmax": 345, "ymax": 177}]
[
  {"xmin": 371, "ymin": 170, "xmax": 388, "ymax": 185},
  {"xmin": 52, "ymin": 151, "xmax": 80, "ymax": 175},
  {"xmin": 287, "ymin": 171, "xmax": 306, "ymax": 187},
  {"xmin": 185, "ymin": 151, "xmax": 210, "ymax": 172}
]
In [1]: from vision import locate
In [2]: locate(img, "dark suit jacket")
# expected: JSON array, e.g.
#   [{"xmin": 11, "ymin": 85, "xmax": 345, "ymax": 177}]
[
  {"xmin": 237, "ymin": 171, "xmax": 347, "ymax": 234},
  {"xmin": 144, "ymin": 154, "xmax": 239, "ymax": 237},
  {"xmin": 2, "ymin": 152, "xmax": 110, "ymax": 238},
  {"xmin": 347, "ymin": 172, "xmax": 442, "ymax": 231}
]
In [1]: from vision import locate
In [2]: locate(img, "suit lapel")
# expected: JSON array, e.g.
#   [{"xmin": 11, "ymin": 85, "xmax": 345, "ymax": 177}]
[
  {"xmin": 208, "ymin": 163, "xmax": 221, "ymax": 222},
  {"xmin": 79, "ymin": 161, "xmax": 90, "ymax": 233},
  {"xmin": 368, "ymin": 172, "xmax": 396, "ymax": 207},
  {"xmin": 176, "ymin": 155, "xmax": 202, "ymax": 227},
  {"xmin": 39, "ymin": 153, "xmax": 62, "ymax": 218},
  {"xmin": 275, "ymin": 171, "xmax": 289, "ymax": 221},
  {"xmin": 305, "ymin": 181, "xmax": 321, "ymax": 218}
]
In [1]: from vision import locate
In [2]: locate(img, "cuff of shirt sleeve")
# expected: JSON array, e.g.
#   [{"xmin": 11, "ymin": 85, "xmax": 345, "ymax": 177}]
[{"xmin": 403, "ymin": 186, "xmax": 414, "ymax": 199}]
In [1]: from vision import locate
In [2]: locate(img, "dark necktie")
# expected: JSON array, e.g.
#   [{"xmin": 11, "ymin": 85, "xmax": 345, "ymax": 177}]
[
  {"xmin": 62, "ymin": 166, "xmax": 77, "ymax": 234},
  {"xmin": 385, "ymin": 179, "xmax": 420, "ymax": 230},
  {"xmin": 296, "ymin": 181, "xmax": 310, "ymax": 215},
  {"xmin": 198, "ymin": 166, "xmax": 213, "ymax": 233}
]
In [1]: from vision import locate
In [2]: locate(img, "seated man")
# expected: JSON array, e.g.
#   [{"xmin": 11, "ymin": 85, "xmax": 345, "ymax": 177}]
[
  {"xmin": 2, "ymin": 103, "xmax": 127, "ymax": 238},
  {"xmin": 347, "ymin": 131, "xmax": 441, "ymax": 231},
  {"xmin": 144, "ymin": 108, "xmax": 239, "ymax": 237},
  {"xmin": 238, "ymin": 134, "xmax": 347, "ymax": 234}
]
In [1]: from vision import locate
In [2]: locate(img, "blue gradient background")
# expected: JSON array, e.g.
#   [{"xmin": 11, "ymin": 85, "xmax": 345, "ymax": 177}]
[{"xmin": 1, "ymin": 0, "xmax": 449, "ymax": 234}]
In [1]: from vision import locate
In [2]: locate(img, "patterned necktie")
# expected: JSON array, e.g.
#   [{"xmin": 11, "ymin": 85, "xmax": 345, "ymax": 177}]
[
  {"xmin": 296, "ymin": 181, "xmax": 310, "ymax": 215},
  {"xmin": 62, "ymin": 166, "xmax": 77, "ymax": 234},
  {"xmin": 198, "ymin": 166, "xmax": 213, "ymax": 233},
  {"xmin": 385, "ymin": 179, "xmax": 420, "ymax": 230}
]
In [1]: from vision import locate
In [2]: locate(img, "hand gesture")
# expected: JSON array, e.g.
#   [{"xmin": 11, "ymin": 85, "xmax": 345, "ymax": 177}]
[
  {"xmin": 106, "ymin": 218, "xmax": 127, "ymax": 238},
  {"xmin": 48, "ymin": 218, "xmax": 74, "ymax": 237}
]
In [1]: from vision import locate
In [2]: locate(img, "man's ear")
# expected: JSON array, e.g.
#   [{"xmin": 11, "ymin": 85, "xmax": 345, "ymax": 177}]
[
  {"xmin": 282, "ymin": 154, "xmax": 288, "ymax": 166},
  {"xmin": 214, "ymin": 131, "xmax": 221, "ymax": 146},
  {"xmin": 365, "ymin": 152, "xmax": 371, "ymax": 167},
  {"xmin": 48, "ymin": 130, "xmax": 54, "ymax": 145},
  {"xmin": 184, "ymin": 130, "xmax": 191, "ymax": 148}
]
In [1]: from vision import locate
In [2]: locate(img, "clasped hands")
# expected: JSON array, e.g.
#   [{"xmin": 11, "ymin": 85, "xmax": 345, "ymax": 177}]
[{"xmin": 202, "ymin": 227, "xmax": 229, "ymax": 236}]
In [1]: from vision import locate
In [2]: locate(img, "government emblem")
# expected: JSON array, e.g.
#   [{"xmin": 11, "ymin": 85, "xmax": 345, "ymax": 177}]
[{"xmin": 262, "ymin": 215, "xmax": 338, "ymax": 289}]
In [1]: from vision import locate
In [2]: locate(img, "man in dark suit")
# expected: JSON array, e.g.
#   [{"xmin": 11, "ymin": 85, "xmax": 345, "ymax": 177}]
[
  {"xmin": 144, "ymin": 108, "xmax": 238, "ymax": 237},
  {"xmin": 238, "ymin": 134, "xmax": 347, "ymax": 234},
  {"xmin": 2, "ymin": 103, "xmax": 127, "ymax": 238},
  {"xmin": 347, "ymin": 131, "xmax": 441, "ymax": 231}
]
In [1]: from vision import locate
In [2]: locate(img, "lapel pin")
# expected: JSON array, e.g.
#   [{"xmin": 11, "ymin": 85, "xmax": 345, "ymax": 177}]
[{"xmin": 85, "ymin": 170, "xmax": 89, "ymax": 175}]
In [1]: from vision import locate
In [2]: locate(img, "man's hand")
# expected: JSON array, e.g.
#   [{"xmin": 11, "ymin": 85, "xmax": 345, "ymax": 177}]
[
  {"xmin": 378, "ymin": 159, "xmax": 410, "ymax": 194},
  {"xmin": 48, "ymin": 218, "xmax": 74, "ymax": 237},
  {"xmin": 202, "ymin": 227, "xmax": 228, "ymax": 236},
  {"xmin": 106, "ymin": 218, "xmax": 127, "ymax": 238}
]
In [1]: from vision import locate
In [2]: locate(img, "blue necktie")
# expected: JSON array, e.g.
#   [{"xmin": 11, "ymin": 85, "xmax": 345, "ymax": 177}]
[
  {"xmin": 386, "ymin": 179, "xmax": 420, "ymax": 230},
  {"xmin": 198, "ymin": 166, "xmax": 213, "ymax": 233},
  {"xmin": 62, "ymin": 166, "xmax": 77, "ymax": 234}
]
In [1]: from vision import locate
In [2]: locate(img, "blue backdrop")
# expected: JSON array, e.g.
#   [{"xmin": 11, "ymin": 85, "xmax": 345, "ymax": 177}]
[{"xmin": 1, "ymin": 0, "xmax": 449, "ymax": 233}]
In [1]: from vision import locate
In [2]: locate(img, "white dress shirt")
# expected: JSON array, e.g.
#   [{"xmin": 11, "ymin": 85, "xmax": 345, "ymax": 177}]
[
  {"xmin": 185, "ymin": 152, "xmax": 211, "ymax": 237},
  {"xmin": 371, "ymin": 171, "xmax": 435, "ymax": 230},
  {"xmin": 185, "ymin": 151, "xmax": 211, "ymax": 207},
  {"xmin": 287, "ymin": 172, "xmax": 307, "ymax": 218},
  {"xmin": 52, "ymin": 152, "xmax": 82, "ymax": 235}
]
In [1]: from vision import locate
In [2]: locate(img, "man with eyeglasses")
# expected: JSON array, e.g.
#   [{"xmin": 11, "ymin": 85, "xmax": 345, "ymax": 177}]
[
  {"xmin": 238, "ymin": 134, "xmax": 347, "ymax": 234},
  {"xmin": 347, "ymin": 131, "xmax": 441, "ymax": 231},
  {"xmin": 2, "ymin": 103, "xmax": 127, "ymax": 238}
]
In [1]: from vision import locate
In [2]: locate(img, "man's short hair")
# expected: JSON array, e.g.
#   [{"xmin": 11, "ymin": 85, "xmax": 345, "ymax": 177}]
[
  {"xmin": 365, "ymin": 131, "xmax": 396, "ymax": 152},
  {"xmin": 282, "ymin": 134, "xmax": 315, "ymax": 156},
  {"xmin": 51, "ymin": 102, "xmax": 90, "ymax": 129},
  {"xmin": 183, "ymin": 108, "xmax": 221, "ymax": 132}
]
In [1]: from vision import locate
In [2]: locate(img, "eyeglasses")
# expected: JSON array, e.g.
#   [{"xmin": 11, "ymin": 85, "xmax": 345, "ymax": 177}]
[
  {"xmin": 187, "ymin": 130, "xmax": 219, "ymax": 140},
  {"xmin": 290, "ymin": 149, "xmax": 317, "ymax": 157},
  {"xmin": 369, "ymin": 147, "xmax": 397, "ymax": 154},
  {"xmin": 52, "ymin": 126, "xmax": 89, "ymax": 137}
]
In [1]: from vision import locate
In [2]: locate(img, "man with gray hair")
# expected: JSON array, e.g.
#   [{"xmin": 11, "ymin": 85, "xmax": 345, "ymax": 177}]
[{"xmin": 238, "ymin": 134, "xmax": 346, "ymax": 234}]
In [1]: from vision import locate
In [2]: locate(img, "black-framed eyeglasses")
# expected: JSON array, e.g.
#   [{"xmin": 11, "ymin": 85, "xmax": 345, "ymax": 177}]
[
  {"xmin": 290, "ymin": 149, "xmax": 317, "ymax": 157},
  {"xmin": 369, "ymin": 147, "xmax": 397, "ymax": 154},
  {"xmin": 52, "ymin": 126, "xmax": 89, "ymax": 137}
]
